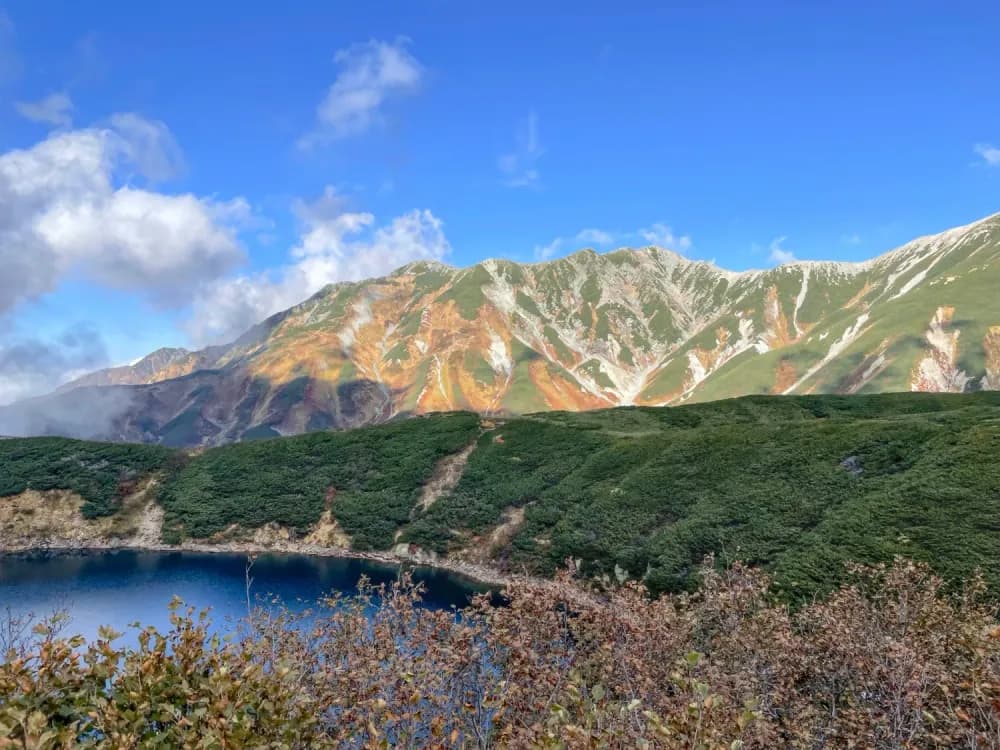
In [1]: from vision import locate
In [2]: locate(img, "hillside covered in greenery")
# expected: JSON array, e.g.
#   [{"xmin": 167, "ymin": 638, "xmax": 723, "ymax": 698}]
[
  {"xmin": 2, "ymin": 392, "xmax": 999, "ymax": 600},
  {"xmin": 0, "ymin": 438, "xmax": 173, "ymax": 518}
]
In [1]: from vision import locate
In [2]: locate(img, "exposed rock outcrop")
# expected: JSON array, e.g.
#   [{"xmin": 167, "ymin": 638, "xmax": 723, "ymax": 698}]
[{"xmin": 4, "ymin": 213, "xmax": 998, "ymax": 445}]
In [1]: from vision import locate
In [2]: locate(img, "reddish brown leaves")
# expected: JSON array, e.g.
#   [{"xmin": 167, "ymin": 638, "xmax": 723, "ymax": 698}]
[{"xmin": 3, "ymin": 559, "xmax": 1000, "ymax": 747}]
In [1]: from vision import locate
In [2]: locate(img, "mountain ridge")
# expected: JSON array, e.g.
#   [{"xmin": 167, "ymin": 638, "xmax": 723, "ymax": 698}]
[{"xmin": 3, "ymin": 210, "xmax": 999, "ymax": 446}]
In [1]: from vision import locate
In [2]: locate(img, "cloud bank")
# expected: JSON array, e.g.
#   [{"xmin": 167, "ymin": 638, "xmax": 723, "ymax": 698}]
[
  {"xmin": 0, "ymin": 114, "xmax": 247, "ymax": 315},
  {"xmin": 0, "ymin": 324, "xmax": 109, "ymax": 406},
  {"xmin": 187, "ymin": 187, "xmax": 451, "ymax": 345}
]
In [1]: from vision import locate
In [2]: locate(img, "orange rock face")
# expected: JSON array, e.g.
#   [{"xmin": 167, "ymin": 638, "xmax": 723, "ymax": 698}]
[
  {"xmin": 37, "ymin": 212, "xmax": 1000, "ymax": 445},
  {"xmin": 984, "ymin": 327, "xmax": 1000, "ymax": 390}
]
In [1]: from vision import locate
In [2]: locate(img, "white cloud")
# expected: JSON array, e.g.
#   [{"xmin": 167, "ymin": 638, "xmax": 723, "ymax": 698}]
[
  {"xmin": 975, "ymin": 143, "xmax": 1000, "ymax": 167},
  {"xmin": 575, "ymin": 228, "xmax": 615, "ymax": 245},
  {"xmin": 768, "ymin": 236, "xmax": 797, "ymax": 265},
  {"xmin": 108, "ymin": 112, "xmax": 186, "ymax": 181},
  {"xmin": 639, "ymin": 223, "xmax": 692, "ymax": 251},
  {"xmin": 301, "ymin": 38, "xmax": 422, "ymax": 147},
  {"xmin": 186, "ymin": 187, "xmax": 451, "ymax": 345},
  {"xmin": 499, "ymin": 111, "xmax": 543, "ymax": 188},
  {"xmin": 39, "ymin": 189, "xmax": 247, "ymax": 305},
  {"xmin": 0, "ymin": 116, "xmax": 247, "ymax": 314},
  {"xmin": 841, "ymin": 233, "xmax": 862, "ymax": 246},
  {"xmin": 534, "ymin": 237, "xmax": 563, "ymax": 261},
  {"xmin": 0, "ymin": 324, "xmax": 109, "ymax": 405},
  {"xmin": 14, "ymin": 92, "xmax": 73, "ymax": 127},
  {"xmin": 535, "ymin": 222, "xmax": 691, "ymax": 261}
]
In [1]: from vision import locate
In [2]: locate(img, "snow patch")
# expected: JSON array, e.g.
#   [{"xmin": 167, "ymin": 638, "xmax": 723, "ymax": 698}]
[
  {"xmin": 784, "ymin": 313, "xmax": 870, "ymax": 393},
  {"xmin": 792, "ymin": 267, "xmax": 809, "ymax": 337},
  {"xmin": 686, "ymin": 351, "xmax": 708, "ymax": 387},
  {"xmin": 336, "ymin": 295, "xmax": 373, "ymax": 353},
  {"xmin": 859, "ymin": 353, "xmax": 886, "ymax": 384},
  {"xmin": 483, "ymin": 266, "xmax": 517, "ymax": 315},
  {"xmin": 889, "ymin": 263, "xmax": 933, "ymax": 301},
  {"xmin": 672, "ymin": 318, "xmax": 760, "ymax": 402},
  {"xmin": 432, "ymin": 355, "xmax": 448, "ymax": 400},
  {"xmin": 845, "ymin": 350, "xmax": 889, "ymax": 394},
  {"xmin": 486, "ymin": 328, "xmax": 512, "ymax": 375}
]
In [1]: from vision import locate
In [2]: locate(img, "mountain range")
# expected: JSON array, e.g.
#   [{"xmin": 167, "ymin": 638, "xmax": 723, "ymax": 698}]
[{"xmin": 2, "ymin": 211, "xmax": 998, "ymax": 446}]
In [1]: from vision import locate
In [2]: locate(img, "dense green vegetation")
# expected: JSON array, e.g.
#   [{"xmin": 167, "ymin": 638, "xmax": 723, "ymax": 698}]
[
  {"xmin": 157, "ymin": 412, "xmax": 479, "ymax": 547},
  {"xmin": 0, "ymin": 438, "xmax": 172, "ymax": 518},
  {"xmin": 399, "ymin": 393, "xmax": 1000, "ymax": 597},
  {"xmin": 3, "ymin": 392, "xmax": 999, "ymax": 600}
]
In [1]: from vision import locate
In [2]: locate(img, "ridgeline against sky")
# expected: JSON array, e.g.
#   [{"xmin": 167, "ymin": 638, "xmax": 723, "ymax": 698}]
[
  {"xmin": 0, "ymin": 2, "xmax": 997, "ymax": 407},
  {"xmin": 1, "ymin": 212, "xmax": 998, "ymax": 444}
]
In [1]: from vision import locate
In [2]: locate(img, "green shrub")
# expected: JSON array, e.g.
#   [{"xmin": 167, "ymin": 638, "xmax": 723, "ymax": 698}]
[
  {"xmin": 0, "ymin": 438, "xmax": 171, "ymax": 517},
  {"xmin": 157, "ymin": 412, "xmax": 479, "ymax": 546},
  {"xmin": 5, "ymin": 393, "xmax": 1000, "ymax": 602}
]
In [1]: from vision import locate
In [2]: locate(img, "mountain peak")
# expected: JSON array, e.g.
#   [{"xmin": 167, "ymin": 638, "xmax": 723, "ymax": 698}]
[
  {"xmin": 393, "ymin": 259, "xmax": 455, "ymax": 275},
  {"xmin": 10, "ymin": 210, "xmax": 999, "ymax": 445}
]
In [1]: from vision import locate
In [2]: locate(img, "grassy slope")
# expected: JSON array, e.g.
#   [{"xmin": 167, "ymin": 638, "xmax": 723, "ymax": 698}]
[
  {"xmin": 683, "ymin": 225, "xmax": 1000, "ymax": 402},
  {"xmin": 2, "ymin": 393, "xmax": 999, "ymax": 601}
]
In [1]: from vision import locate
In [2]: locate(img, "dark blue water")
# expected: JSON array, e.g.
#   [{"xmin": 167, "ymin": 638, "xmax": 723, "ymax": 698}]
[{"xmin": 0, "ymin": 551, "xmax": 486, "ymax": 642}]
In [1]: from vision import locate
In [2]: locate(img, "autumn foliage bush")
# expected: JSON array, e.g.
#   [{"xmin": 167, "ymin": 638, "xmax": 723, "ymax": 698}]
[{"xmin": 2, "ymin": 557, "xmax": 999, "ymax": 748}]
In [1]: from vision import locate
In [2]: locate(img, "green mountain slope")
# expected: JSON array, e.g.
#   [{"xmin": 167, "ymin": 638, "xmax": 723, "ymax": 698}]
[
  {"xmin": 3, "ymin": 392, "xmax": 999, "ymax": 600},
  {"xmin": 2, "ymin": 212, "xmax": 998, "ymax": 446}
]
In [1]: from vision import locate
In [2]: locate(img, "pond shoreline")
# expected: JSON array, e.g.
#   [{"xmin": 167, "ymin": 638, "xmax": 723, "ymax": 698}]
[{"xmin": 0, "ymin": 539, "xmax": 515, "ymax": 589}]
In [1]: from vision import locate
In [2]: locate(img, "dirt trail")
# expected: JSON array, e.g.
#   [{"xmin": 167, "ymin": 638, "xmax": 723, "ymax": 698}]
[{"xmin": 419, "ymin": 442, "xmax": 477, "ymax": 511}]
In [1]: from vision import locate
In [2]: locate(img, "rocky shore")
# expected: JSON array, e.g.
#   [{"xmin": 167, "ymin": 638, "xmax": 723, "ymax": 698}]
[
  {"xmin": 0, "ymin": 486, "xmax": 525, "ymax": 589},
  {"xmin": 0, "ymin": 534, "xmax": 514, "ymax": 590}
]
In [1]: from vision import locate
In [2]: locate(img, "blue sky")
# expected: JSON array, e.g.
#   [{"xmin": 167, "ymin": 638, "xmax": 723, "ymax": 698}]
[{"xmin": 0, "ymin": 0, "xmax": 998, "ymax": 402}]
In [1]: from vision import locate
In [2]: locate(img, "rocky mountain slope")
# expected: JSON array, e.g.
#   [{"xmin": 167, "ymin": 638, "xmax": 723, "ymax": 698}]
[{"xmin": 2, "ymin": 212, "xmax": 998, "ymax": 445}]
